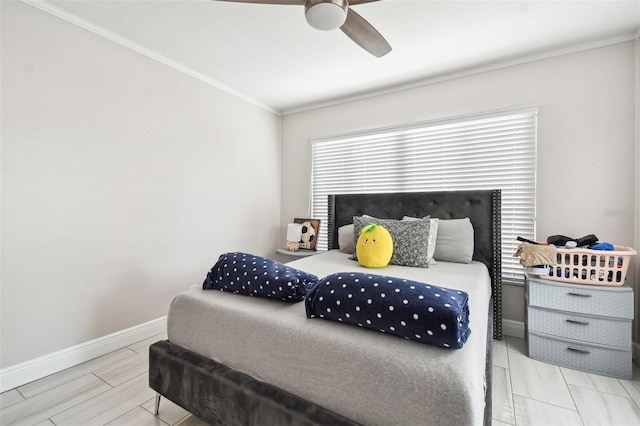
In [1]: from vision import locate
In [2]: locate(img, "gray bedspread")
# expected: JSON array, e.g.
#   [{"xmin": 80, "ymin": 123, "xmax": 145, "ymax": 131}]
[{"xmin": 168, "ymin": 250, "xmax": 491, "ymax": 426}]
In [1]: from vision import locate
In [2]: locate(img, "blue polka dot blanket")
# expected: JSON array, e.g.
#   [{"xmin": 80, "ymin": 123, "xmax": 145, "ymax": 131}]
[
  {"xmin": 305, "ymin": 272, "xmax": 471, "ymax": 349},
  {"xmin": 203, "ymin": 252, "xmax": 318, "ymax": 302}
]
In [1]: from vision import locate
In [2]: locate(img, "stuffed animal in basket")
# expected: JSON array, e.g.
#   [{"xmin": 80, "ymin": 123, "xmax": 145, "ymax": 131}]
[{"xmin": 356, "ymin": 224, "xmax": 393, "ymax": 268}]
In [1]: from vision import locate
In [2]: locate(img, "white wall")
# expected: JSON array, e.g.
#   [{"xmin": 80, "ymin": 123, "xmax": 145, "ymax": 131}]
[
  {"xmin": 1, "ymin": 1, "xmax": 281, "ymax": 368},
  {"xmin": 281, "ymin": 41, "xmax": 637, "ymax": 329},
  {"xmin": 635, "ymin": 37, "xmax": 640, "ymax": 344}
]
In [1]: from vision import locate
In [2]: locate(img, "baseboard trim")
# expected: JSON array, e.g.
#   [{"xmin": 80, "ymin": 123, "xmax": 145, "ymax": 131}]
[
  {"xmin": 502, "ymin": 319, "xmax": 525, "ymax": 339},
  {"xmin": 0, "ymin": 316, "xmax": 167, "ymax": 392},
  {"xmin": 633, "ymin": 342, "xmax": 640, "ymax": 365}
]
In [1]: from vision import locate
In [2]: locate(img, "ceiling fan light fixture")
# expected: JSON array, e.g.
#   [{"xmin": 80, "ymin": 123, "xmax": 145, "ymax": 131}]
[{"xmin": 305, "ymin": 0, "xmax": 348, "ymax": 31}]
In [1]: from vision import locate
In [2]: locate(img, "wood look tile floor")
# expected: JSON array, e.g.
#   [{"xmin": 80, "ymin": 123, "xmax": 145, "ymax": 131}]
[
  {"xmin": 2, "ymin": 334, "xmax": 640, "ymax": 425},
  {"xmin": 493, "ymin": 337, "xmax": 640, "ymax": 426}
]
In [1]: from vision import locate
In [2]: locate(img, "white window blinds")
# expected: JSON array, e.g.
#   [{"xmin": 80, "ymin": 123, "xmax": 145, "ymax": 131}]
[{"xmin": 311, "ymin": 107, "xmax": 537, "ymax": 285}]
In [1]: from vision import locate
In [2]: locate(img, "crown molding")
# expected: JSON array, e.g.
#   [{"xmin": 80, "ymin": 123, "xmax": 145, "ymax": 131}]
[
  {"xmin": 282, "ymin": 34, "xmax": 638, "ymax": 115},
  {"xmin": 20, "ymin": 1, "xmax": 638, "ymax": 118},
  {"xmin": 22, "ymin": 0, "xmax": 279, "ymax": 115}
]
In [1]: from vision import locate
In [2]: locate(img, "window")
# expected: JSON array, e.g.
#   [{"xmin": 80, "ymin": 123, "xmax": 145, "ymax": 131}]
[{"xmin": 311, "ymin": 107, "xmax": 537, "ymax": 285}]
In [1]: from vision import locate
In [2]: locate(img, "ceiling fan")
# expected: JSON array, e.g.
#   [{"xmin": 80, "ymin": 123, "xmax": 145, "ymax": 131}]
[{"xmin": 213, "ymin": 0, "xmax": 391, "ymax": 57}]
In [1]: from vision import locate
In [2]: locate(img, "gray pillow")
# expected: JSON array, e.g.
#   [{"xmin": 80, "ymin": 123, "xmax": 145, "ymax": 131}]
[
  {"xmin": 338, "ymin": 224, "xmax": 355, "ymax": 254},
  {"xmin": 353, "ymin": 216, "xmax": 430, "ymax": 268},
  {"xmin": 433, "ymin": 218, "xmax": 474, "ymax": 264},
  {"xmin": 403, "ymin": 216, "xmax": 439, "ymax": 265}
]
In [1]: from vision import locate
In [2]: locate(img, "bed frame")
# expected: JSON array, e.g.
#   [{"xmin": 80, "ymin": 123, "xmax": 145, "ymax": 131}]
[
  {"xmin": 328, "ymin": 190, "xmax": 502, "ymax": 339},
  {"xmin": 150, "ymin": 189, "xmax": 502, "ymax": 426}
]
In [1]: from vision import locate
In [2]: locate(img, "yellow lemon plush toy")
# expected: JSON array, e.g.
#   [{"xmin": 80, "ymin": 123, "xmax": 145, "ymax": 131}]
[{"xmin": 356, "ymin": 223, "xmax": 393, "ymax": 268}]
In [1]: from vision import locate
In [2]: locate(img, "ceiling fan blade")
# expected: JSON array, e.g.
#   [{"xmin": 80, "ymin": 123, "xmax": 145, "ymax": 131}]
[
  {"xmin": 212, "ymin": 0, "xmax": 304, "ymax": 5},
  {"xmin": 340, "ymin": 7, "xmax": 391, "ymax": 57}
]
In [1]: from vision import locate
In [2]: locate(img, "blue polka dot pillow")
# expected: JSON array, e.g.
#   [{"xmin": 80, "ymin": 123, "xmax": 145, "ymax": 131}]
[
  {"xmin": 305, "ymin": 272, "xmax": 470, "ymax": 348},
  {"xmin": 203, "ymin": 252, "xmax": 318, "ymax": 302}
]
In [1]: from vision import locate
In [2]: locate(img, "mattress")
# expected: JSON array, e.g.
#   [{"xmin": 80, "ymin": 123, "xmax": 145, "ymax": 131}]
[{"xmin": 167, "ymin": 250, "xmax": 491, "ymax": 426}]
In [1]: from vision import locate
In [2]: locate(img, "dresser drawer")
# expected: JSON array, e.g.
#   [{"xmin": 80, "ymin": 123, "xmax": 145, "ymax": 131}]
[
  {"xmin": 528, "ymin": 307, "xmax": 631, "ymax": 348},
  {"xmin": 528, "ymin": 332, "xmax": 631, "ymax": 379},
  {"xmin": 527, "ymin": 278, "xmax": 633, "ymax": 319}
]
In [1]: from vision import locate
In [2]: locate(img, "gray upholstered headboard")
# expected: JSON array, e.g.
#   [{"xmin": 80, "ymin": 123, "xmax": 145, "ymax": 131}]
[{"xmin": 327, "ymin": 190, "xmax": 502, "ymax": 339}]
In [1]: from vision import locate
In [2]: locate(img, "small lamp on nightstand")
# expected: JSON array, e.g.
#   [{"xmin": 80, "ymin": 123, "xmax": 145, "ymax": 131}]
[{"xmin": 286, "ymin": 223, "xmax": 303, "ymax": 252}]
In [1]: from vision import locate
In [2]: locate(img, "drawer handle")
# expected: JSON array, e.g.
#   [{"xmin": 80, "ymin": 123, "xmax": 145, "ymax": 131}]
[
  {"xmin": 567, "ymin": 347, "xmax": 590, "ymax": 355},
  {"xmin": 567, "ymin": 292, "xmax": 592, "ymax": 298},
  {"xmin": 566, "ymin": 319, "xmax": 589, "ymax": 326}
]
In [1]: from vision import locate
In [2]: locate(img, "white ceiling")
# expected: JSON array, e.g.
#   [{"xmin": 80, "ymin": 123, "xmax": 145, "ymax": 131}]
[{"xmin": 35, "ymin": 0, "xmax": 640, "ymax": 113}]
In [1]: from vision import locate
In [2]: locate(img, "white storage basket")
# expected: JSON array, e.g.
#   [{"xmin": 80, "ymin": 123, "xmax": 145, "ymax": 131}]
[{"xmin": 544, "ymin": 246, "xmax": 636, "ymax": 286}]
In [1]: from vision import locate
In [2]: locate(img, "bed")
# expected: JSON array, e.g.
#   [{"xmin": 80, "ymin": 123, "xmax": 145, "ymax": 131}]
[{"xmin": 149, "ymin": 190, "xmax": 502, "ymax": 426}]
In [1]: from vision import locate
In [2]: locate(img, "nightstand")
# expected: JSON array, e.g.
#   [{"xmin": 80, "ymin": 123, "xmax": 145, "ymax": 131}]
[
  {"xmin": 275, "ymin": 249, "xmax": 324, "ymax": 263},
  {"xmin": 525, "ymin": 274, "xmax": 634, "ymax": 379},
  {"xmin": 275, "ymin": 248, "xmax": 320, "ymax": 258}
]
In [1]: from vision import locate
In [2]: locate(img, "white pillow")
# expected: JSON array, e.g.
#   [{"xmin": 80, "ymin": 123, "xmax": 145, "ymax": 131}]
[
  {"xmin": 403, "ymin": 216, "xmax": 439, "ymax": 265},
  {"xmin": 338, "ymin": 224, "xmax": 355, "ymax": 254},
  {"xmin": 433, "ymin": 218, "xmax": 474, "ymax": 264}
]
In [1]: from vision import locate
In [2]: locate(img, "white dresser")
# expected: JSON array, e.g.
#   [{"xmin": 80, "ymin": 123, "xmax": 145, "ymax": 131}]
[{"xmin": 525, "ymin": 274, "xmax": 634, "ymax": 379}]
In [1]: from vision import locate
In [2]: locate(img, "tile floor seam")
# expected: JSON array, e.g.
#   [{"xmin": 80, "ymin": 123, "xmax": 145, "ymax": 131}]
[
  {"xmin": 0, "ymin": 391, "xmax": 26, "ymax": 410},
  {"xmin": 49, "ymin": 374, "xmax": 152, "ymax": 426},
  {"xmin": 567, "ymin": 381, "xmax": 634, "ymax": 399},
  {"xmin": 55, "ymin": 379, "xmax": 114, "ymax": 422},
  {"xmin": 498, "ymin": 365, "xmax": 516, "ymax": 425},
  {"xmin": 510, "ymin": 389, "xmax": 580, "ymax": 412},
  {"xmin": 631, "ymin": 393, "xmax": 640, "ymax": 410},
  {"xmin": 505, "ymin": 347, "xmax": 516, "ymax": 424},
  {"xmin": 140, "ymin": 403, "xmax": 176, "ymax": 425},
  {"xmin": 106, "ymin": 404, "xmax": 159, "ymax": 426},
  {"xmin": 92, "ymin": 372, "xmax": 114, "ymax": 389},
  {"xmin": 0, "ymin": 376, "xmax": 112, "ymax": 426},
  {"xmin": 508, "ymin": 354, "xmax": 578, "ymax": 413},
  {"xmin": 568, "ymin": 383, "xmax": 640, "ymax": 426},
  {"xmin": 15, "ymin": 387, "xmax": 28, "ymax": 400},
  {"xmin": 515, "ymin": 394, "xmax": 586, "ymax": 426},
  {"xmin": 618, "ymin": 379, "xmax": 640, "ymax": 410},
  {"xmin": 565, "ymin": 387, "xmax": 589, "ymax": 426},
  {"xmin": 560, "ymin": 367, "xmax": 587, "ymax": 418},
  {"xmin": 15, "ymin": 349, "xmax": 138, "ymax": 400},
  {"xmin": 136, "ymin": 404, "xmax": 174, "ymax": 426}
]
